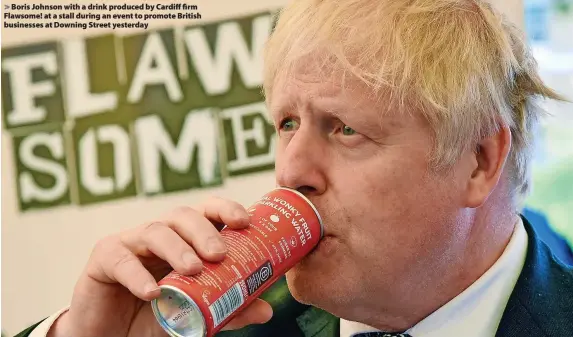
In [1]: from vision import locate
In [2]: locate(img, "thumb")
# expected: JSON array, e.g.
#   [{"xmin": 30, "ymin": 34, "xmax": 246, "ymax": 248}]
[{"xmin": 220, "ymin": 299, "xmax": 273, "ymax": 331}]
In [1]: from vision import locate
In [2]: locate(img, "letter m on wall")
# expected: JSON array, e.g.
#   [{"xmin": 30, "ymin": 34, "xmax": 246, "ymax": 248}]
[{"xmin": 134, "ymin": 108, "xmax": 223, "ymax": 195}]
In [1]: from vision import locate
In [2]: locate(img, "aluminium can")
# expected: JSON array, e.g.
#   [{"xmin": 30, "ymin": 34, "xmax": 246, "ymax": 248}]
[{"xmin": 151, "ymin": 187, "xmax": 323, "ymax": 337}]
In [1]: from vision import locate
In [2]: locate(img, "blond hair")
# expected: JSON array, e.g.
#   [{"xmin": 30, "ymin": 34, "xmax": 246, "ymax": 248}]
[{"xmin": 263, "ymin": 0, "xmax": 565, "ymax": 206}]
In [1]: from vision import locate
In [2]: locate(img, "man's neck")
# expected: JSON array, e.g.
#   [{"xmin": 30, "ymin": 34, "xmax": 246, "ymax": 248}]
[{"xmin": 360, "ymin": 209, "xmax": 518, "ymax": 332}]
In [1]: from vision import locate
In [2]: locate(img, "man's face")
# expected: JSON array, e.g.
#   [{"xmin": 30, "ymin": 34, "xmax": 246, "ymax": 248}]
[{"xmin": 270, "ymin": 66, "xmax": 471, "ymax": 321}]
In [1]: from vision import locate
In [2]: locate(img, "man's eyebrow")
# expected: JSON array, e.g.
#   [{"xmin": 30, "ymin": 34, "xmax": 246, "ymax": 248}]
[
  {"xmin": 269, "ymin": 100, "xmax": 296, "ymax": 117},
  {"xmin": 313, "ymin": 96, "xmax": 372, "ymax": 123},
  {"xmin": 318, "ymin": 97, "xmax": 401, "ymax": 134},
  {"xmin": 310, "ymin": 96, "xmax": 347, "ymax": 116}
]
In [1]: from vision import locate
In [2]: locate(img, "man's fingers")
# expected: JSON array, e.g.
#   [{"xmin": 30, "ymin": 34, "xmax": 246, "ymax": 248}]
[
  {"xmin": 221, "ymin": 299, "xmax": 273, "ymax": 331},
  {"xmin": 166, "ymin": 206, "xmax": 231, "ymax": 262},
  {"xmin": 89, "ymin": 197, "xmax": 252, "ymax": 305},
  {"xmin": 141, "ymin": 223, "xmax": 203, "ymax": 275},
  {"xmin": 198, "ymin": 197, "xmax": 251, "ymax": 230},
  {"xmin": 98, "ymin": 242, "xmax": 161, "ymax": 301}
]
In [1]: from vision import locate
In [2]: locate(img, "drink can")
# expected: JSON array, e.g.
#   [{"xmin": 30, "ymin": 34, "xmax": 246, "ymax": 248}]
[{"xmin": 151, "ymin": 187, "xmax": 323, "ymax": 337}]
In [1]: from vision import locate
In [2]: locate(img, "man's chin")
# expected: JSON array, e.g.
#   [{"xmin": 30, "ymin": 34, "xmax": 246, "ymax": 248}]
[
  {"xmin": 285, "ymin": 236, "xmax": 344, "ymax": 302},
  {"xmin": 286, "ymin": 266, "xmax": 355, "ymax": 313},
  {"xmin": 287, "ymin": 240, "xmax": 331, "ymax": 278},
  {"xmin": 285, "ymin": 268, "xmax": 316, "ymax": 305},
  {"xmin": 313, "ymin": 235, "xmax": 340, "ymax": 257}
]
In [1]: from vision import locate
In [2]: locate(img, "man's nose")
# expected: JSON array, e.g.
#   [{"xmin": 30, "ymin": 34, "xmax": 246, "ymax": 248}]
[{"xmin": 275, "ymin": 127, "xmax": 327, "ymax": 196}]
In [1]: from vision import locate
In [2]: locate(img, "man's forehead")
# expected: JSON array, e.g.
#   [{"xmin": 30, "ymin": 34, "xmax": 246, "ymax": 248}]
[{"xmin": 270, "ymin": 71, "xmax": 373, "ymax": 111}]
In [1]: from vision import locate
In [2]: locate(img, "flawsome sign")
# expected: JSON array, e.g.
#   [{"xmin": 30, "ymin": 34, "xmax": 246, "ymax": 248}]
[{"xmin": 1, "ymin": 12, "xmax": 278, "ymax": 211}]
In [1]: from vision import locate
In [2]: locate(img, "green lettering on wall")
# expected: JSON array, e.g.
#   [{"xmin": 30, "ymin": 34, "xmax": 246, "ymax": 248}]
[
  {"xmin": 134, "ymin": 109, "xmax": 223, "ymax": 195},
  {"xmin": 71, "ymin": 113, "xmax": 136, "ymax": 205},
  {"xmin": 12, "ymin": 124, "xmax": 71, "ymax": 210},
  {"xmin": 1, "ymin": 42, "xmax": 64, "ymax": 129}
]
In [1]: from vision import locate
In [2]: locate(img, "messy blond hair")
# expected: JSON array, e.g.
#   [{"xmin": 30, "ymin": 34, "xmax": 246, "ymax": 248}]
[{"xmin": 263, "ymin": 0, "xmax": 565, "ymax": 206}]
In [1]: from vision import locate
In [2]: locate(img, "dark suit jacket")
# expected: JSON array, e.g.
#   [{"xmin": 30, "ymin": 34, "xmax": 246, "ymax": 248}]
[
  {"xmin": 16, "ymin": 216, "xmax": 573, "ymax": 337},
  {"xmin": 523, "ymin": 207, "xmax": 573, "ymax": 265}
]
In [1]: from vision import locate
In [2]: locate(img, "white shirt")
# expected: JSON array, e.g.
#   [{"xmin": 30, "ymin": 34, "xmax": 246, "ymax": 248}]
[
  {"xmin": 30, "ymin": 218, "xmax": 528, "ymax": 337},
  {"xmin": 341, "ymin": 217, "xmax": 528, "ymax": 337}
]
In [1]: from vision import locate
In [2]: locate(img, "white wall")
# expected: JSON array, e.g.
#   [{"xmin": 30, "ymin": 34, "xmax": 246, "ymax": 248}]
[
  {"xmin": 1, "ymin": 1, "xmax": 286, "ymax": 334},
  {"xmin": 1, "ymin": 0, "xmax": 524, "ymax": 335}
]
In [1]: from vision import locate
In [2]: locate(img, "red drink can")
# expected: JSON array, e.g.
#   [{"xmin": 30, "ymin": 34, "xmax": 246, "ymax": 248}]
[{"xmin": 151, "ymin": 187, "xmax": 323, "ymax": 337}]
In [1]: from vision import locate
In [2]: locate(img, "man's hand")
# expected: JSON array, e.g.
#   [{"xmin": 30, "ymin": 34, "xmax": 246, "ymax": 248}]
[{"xmin": 48, "ymin": 197, "xmax": 273, "ymax": 337}]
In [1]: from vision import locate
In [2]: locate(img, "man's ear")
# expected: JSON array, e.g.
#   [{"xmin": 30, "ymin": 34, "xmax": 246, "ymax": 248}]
[{"xmin": 465, "ymin": 125, "xmax": 512, "ymax": 208}]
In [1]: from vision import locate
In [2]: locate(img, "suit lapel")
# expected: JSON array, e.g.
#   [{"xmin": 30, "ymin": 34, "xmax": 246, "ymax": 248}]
[
  {"xmin": 296, "ymin": 306, "xmax": 340, "ymax": 337},
  {"xmin": 495, "ymin": 293, "xmax": 544, "ymax": 336},
  {"xmin": 496, "ymin": 216, "xmax": 573, "ymax": 336}
]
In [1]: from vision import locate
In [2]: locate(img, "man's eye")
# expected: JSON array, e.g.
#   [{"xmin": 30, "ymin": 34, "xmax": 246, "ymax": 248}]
[
  {"xmin": 342, "ymin": 125, "xmax": 356, "ymax": 136},
  {"xmin": 280, "ymin": 118, "xmax": 298, "ymax": 131}
]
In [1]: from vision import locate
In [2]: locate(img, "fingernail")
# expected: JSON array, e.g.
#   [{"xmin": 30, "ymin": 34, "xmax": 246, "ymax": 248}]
[
  {"xmin": 182, "ymin": 252, "xmax": 201, "ymax": 268},
  {"xmin": 234, "ymin": 210, "xmax": 250, "ymax": 226},
  {"xmin": 241, "ymin": 215, "xmax": 251, "ymax": 226},
  {"xmin": 207, "ymin": 237, "xmax": 227, "ymax": 254},
  {"xmin": 144, "ymin": 282, "xmax": 160, "ymax": 295}
]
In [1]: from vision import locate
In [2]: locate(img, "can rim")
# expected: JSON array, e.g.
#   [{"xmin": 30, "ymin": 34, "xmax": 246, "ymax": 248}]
[
  {"xmin": 275, "ymin": 187, "xmax": 324, "ymax": 239},
  {"xmin": 151, "ymin": 284, "xmax": 207, "ymax": 337}
]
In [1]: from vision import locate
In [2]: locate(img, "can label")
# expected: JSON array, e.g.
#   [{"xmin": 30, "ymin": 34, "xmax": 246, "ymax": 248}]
[{"xmin": 153, "ymin": 188, "xmax": 323, "ymax": 337}]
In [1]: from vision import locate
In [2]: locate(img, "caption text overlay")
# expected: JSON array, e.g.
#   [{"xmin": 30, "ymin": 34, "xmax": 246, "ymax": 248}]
[{"xmin": 4, "ymin": 2, "xmax": 202, "ymax": 30}]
